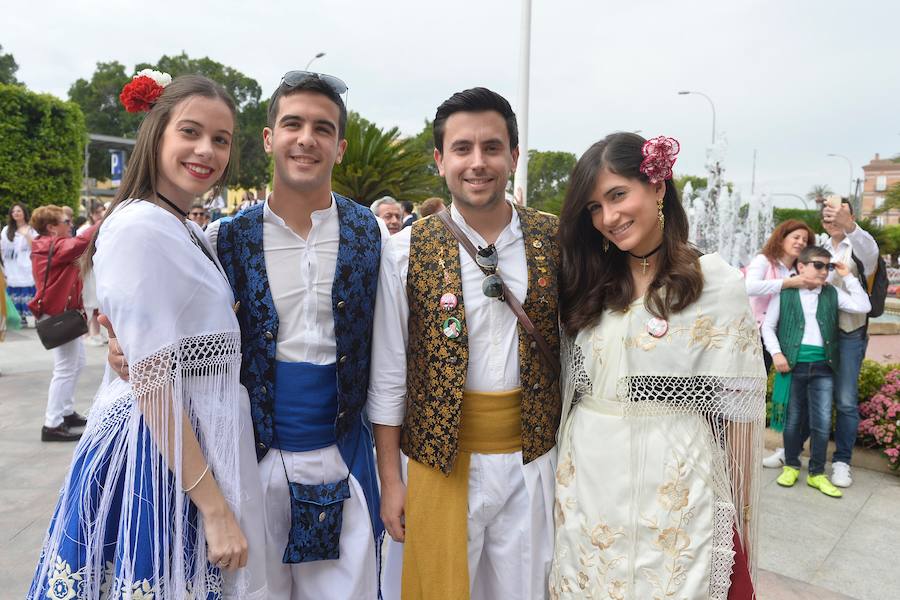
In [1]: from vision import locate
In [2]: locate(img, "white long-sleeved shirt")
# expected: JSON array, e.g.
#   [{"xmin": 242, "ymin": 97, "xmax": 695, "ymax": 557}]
[
  {"xmin": 823, "ymin": 225, "xmax": 879, "ymax": 284},
  {"xmin": 761, "ymin": 276, "xmax": 871, "ymax": 356},
  {"xmin": 367, "ymin": 203, "xmax": 528, "ymax": 427},
  {"xmin": 744, "ymin": 254, "xmax": 795, "ymax": 297}
]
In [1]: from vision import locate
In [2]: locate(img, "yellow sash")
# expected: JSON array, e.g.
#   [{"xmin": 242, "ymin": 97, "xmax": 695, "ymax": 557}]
[{"xmin": 402, "ymin": 389, "xmax": 522, "ymax": 600}]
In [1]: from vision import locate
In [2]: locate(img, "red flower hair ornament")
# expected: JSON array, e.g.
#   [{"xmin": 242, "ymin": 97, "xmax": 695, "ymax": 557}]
[
  {"xmin": 119, "ymin": 69, "xmax": 172, "ymax": 113},
  {"xmin": 639, "ymin": 136, "xmax": 680, "ymax": 184}
]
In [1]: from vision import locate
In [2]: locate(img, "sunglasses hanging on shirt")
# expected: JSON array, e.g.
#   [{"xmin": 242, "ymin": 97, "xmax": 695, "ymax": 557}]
[{"xmin": 475, "ymin": 244, "xmax": 504, "ymax": 300}]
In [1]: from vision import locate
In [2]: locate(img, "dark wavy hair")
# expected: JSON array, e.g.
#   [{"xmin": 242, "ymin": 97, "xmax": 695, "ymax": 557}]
[
  {"xmin": 433, "ymin": 87, "xmax": 518, "ymax": 153},
  {"xmin": 6, "ymin": 203, "xmax": 30, "ymax": 241},
  {"xmin": 559, "ymin": 132, "xmax": 704, "ymax": 336}
]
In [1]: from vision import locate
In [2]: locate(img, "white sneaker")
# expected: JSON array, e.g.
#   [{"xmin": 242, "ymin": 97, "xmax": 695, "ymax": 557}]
[
  {"xmin": 762, "ymin": 447, "xmax": 785, "ymax": 468},
  {"xmin": 831, "ymin": 461, "xmax": 852, "ymax": 488}
]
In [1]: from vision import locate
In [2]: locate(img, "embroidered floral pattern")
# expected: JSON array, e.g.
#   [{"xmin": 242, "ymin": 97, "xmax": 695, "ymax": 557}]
[{"xmin": 623, "ymin": 310, "xmax": 762, "ymax": 359}]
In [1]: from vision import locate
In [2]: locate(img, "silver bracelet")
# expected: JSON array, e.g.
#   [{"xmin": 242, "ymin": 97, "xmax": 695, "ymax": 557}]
[{"xmin": 183, "ymin": 465, "xmax": 210, "ymax": 493}]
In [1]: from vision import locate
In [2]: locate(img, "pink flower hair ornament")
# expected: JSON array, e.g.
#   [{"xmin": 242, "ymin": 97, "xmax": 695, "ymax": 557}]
[{"xmin": 640, "ymin": 136, "xmax": 680, "ymax": 184}]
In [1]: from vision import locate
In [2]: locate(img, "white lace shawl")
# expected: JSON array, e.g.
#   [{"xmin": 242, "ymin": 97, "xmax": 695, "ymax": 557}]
[
  {"xmin": 34, "ymin": 201, "xmax": 246, "ymax": 599},
  {"xmin": 560, "ymin": 253, "xmax": 766, "ymax": 597}
]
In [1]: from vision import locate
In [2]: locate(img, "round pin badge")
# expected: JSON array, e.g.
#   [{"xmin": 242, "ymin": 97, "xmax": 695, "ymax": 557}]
[
  {"xmin": 646, "ymin": 317, "xmax": 669, "ymax": 338},
  {"xmin": 538, "ymin": 277, "xmax": 549, "ymax": 288},
  {"xmin": 440, "ymin": 293, "xmax": 458, "ymax": 311},
  {"xmin": 442, "ymin": 316, "xmax": 462, "ymax": 340}
]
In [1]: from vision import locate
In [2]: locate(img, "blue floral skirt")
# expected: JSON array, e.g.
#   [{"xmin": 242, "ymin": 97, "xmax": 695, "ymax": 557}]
[
  {"xmin": 7, "ymin": 285, "xmax": 35, "ymax": 317},
  {"xmin": 28, "ymin": 411, "xmax": 221, "ymax": 600}
]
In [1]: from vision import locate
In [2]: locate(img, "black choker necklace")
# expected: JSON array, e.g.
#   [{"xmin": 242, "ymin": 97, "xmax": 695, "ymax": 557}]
[
  {"xmin": 156, "ymin": 192, "xmax": 188, "ymax": 219},
  {"xmin": 628, "ymin": 243, "xmax": 663, "ymax": 275}
]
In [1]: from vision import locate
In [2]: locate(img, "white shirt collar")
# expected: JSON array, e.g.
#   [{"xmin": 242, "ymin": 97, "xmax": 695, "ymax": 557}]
[
  {"xmin": 799, "ymin": 286, "xmax": 823, "ymax": 296},
  {"xmin": 448, "ymin": 200, "xmax": 521, "ymax": 248},
  {"xmin": 263, "ymin": 192, "xmax": 337, "ymax": 228}
]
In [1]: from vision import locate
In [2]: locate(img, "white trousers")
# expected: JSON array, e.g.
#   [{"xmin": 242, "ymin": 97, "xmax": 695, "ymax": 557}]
[
  {"xmin": 382, "ymin": 450, "xmax": 556, "ymax": 600},
  {"xmin": 259, "ymin": 444, "xmax": 377, "ymax": 600},
  {"xmin": 45, "ymin": 336, "xmax": 85, "ymax": 427}
]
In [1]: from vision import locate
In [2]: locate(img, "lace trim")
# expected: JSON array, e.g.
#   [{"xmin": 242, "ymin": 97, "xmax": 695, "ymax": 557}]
[
  {"xmin": 130, "ymin": 332, "xmax": 241, "ymax": 397},
  {"xmin": 617, "ymin": 374, "xmax": 766, "ymax": 423},
  {"xmin": 709, "ymin": 501, "xmax": 737, "ymax": 600}
]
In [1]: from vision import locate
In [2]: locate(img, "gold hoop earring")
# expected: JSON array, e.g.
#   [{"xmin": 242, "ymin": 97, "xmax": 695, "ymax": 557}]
[
  {"xmin": 657, "ymin": 197, "xmax": 665, "ymax": 232},
  {"xmin": 603, "ymin": 237, "xmax": 610, "ymax": 252}
]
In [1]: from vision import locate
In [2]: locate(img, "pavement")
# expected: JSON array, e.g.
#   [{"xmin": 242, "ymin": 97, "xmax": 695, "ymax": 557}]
[{"xmin": 2, "ymin": 327, "xmax": 899, "ymax": 599}]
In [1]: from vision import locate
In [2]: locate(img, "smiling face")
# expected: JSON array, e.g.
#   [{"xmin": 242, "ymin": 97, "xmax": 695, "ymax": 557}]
[
  {"xmin": 434, "ymin": 111, "xmax": 518, "ymax": 212},
  {"xmin": 586, "ymin": 168, "xmax": 664, "ymax": 256},
  {"xmin": 780, "ymin": 228, "xmax": 809, "ymax": 262},
  {"xmin": 265, "ymin": 90, "xmax": 347, "ymax": 196},
  {"xmin": 155, "ymin": 96, "xmax": 234, "ymax": 204},
  {"xmin": 10, "ymin": 205, "xmax": 25, "ymax": 226}
]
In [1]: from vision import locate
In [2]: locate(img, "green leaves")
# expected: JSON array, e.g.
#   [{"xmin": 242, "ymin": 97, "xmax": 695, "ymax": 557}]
[
  {"xmin": 0, "ymin": 84, "xmax": 86, "ymax": 215},
  {"xmin": 331, "ymin": 112, "xmax": 434, "ymax": 206},
  {"xmin": 527, "ymin": 149, "xmax": 576, "ymax": 215}
]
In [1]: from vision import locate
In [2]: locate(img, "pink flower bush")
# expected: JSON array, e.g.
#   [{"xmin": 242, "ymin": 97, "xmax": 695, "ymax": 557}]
[{"xmin": 858, "ymin": 369, "xmax": 900, "ymax": 470}]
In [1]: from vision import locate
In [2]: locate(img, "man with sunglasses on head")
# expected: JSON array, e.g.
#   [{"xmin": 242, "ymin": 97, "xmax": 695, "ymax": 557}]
[
  {"xmin": 761, "ymin": 245, "xmax": 870, "ymax": 499},
  {"xmin": 216, "ymin": 71, "xmax": 387, "ymax": 599},
  {"xmin": 368, "ymin": 88, "xmax": 561, "ymax": 599}
]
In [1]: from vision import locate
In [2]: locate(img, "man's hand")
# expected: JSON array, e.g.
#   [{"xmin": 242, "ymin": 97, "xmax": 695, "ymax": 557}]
[
  {"xmin": 822, "ymin": 203, "xmax": 855, "ymax": 234},
  {"xmin": 99, "ymin": 314, "xmax": 129, "ymax": 381},
  {"xmin": 380, "ymin": 479, "xmax": 407, "ymax": 543},
  {"xmin": 833, "ymin": 261, "xmax": 850, "ymax": 278},
  {"xmin": 772, "ymin": 353, "xmax": 791, "ymax": 374}
]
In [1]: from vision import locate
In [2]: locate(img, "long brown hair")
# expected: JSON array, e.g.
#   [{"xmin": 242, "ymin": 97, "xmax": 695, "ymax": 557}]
[
  {"xmin": 82, "ymin": 75, "xmax": 237, "ymax": 272},
  {"xmin": 559, "ymin": 132, "xmax": 704, "ymax": 336},
  {"xmin": 759, "ymin": 219, "xmax": 814, "ymax": 266},
  {"xmin": 6, "ymin": 203, "xmax": 30, "ymax": 241}
]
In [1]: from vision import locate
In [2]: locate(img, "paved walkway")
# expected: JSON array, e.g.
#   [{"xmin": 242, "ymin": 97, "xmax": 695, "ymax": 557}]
[{"xmin": 2, "ymin": 328, "xmax": 898, "ymax": 599}]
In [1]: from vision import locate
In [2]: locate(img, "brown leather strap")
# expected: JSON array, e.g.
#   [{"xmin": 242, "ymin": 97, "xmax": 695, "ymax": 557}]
[{"xmin": 436, "ymin": 210, "xmax": 560, "ymax": 379}]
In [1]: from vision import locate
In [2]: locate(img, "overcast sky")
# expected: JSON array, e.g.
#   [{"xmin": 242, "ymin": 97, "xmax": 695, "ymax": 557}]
[{"xmin": 4, "ymin": 0, "xmax": 898, "ymax": 208}]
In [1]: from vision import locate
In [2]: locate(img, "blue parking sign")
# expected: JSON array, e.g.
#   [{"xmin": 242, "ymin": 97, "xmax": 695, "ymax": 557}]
[{"xmin": 110, "ymin": 150, "xmax": 125, "ymax": 186}]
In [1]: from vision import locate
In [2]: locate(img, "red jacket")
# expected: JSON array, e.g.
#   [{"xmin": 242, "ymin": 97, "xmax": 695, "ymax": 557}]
[{"xmin": 28, "ymin": 223, "xmax": 100, "ymax": 317}]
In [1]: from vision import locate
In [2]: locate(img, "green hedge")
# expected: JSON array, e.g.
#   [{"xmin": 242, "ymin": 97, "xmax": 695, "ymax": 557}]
[{"xmin": 0, "ymin": 84, "xmax": 86, "ymax": 216}]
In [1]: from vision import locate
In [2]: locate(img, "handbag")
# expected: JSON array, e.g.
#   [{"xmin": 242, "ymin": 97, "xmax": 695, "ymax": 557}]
[{"xmin": 34, "ymin": 240, "xmax": 88, "ymax": 350}]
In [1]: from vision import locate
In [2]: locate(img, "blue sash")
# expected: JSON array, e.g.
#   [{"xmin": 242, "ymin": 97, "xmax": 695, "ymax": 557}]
[{"xmin": 273, "ymin": 361, "xmax": 338, "ymax": 452}]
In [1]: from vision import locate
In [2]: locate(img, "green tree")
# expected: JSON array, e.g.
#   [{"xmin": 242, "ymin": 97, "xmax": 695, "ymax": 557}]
[
  {"xmin": 526, "ymin": 149, "xmax": 576, "ymax": 215},
  {"xmin": 874, "ymin": 182, "xmax": 900, "ymax": 215},
  {"xmin": 68, "ymin": 61, "xmax": 143, "ymax": 179},
  {"xmin": 807, "ymin": 184, "xmax": 834, "ymax": 202},
  {"xmin": 0, "ymin": 84, "xmax": 86, "ymax": 214},
  {"xmin": 332, "ymin": 112, "xmax": 434, "ymax": 206},
  {"xmin": 674, "ymin": 175, "xmax": 709, "ymax": 197},
  {"xmin": 773, "ymin": 208, "xmax": 825, "ymax": 234},
  {"xmin": 404, "ymin": 119, "xmax": 447, "ymax": 201},
  {"xmin": 0, "ymin": 44, "xmax": 21, "ymax": 85}
]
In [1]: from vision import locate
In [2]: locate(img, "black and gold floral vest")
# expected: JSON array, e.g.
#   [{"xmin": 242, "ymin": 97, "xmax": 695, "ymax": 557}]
[{"xmin": 401, "ymin": 205, "xmax": 562, "ymax": 475}]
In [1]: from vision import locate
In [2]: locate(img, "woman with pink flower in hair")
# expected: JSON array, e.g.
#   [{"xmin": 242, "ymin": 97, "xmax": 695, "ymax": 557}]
[{"xmin": 551, "ymin": 132, "xmax": 764, "ymax": 598}]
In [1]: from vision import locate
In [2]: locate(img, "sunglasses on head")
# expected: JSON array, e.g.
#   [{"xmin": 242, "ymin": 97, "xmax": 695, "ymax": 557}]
[
  {"xmin": 475, "ymin": 244, "xmax": 504, "ymax": 300},
  {"xmin": 803, "ymin": 260, "xmax": 835, "ymax": 271},
  {"xmin": 281, "ymin": 70, "xmax": 349, "ymax": 95}
]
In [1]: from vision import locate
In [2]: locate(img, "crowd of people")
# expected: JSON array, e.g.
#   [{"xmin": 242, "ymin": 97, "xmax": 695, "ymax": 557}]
[{"xmin": 0, "ymin": 65, "xmax": 884, "ymax": 600}]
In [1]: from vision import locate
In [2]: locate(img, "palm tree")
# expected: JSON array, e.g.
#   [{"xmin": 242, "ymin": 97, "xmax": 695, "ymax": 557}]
[
  {"xmin": 806, "ymin": 184, "xmax": 834, "ymax": 202},
  {"xmin": 332, "ymin": 113, "xmax": 434, "ymax": 206}
]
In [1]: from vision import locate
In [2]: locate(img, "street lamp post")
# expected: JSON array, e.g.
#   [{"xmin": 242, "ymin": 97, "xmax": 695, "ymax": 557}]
[
  {"xmin": 513, "ymin": 0, "xmax": 532, "ymax": 206},
  {"xmin": 305, "ymin": 52, "xmax": 326, "ymax": 70},
  {"xmin": 678, "ymin": 90, "xmax": 716, "ymax": 144}
]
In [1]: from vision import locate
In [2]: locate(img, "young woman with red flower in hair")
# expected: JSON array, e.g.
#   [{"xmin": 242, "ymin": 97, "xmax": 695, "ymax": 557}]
[
  {"xmin": 28, "ymin": 73, "xmax": 267, "ymax": 600},
  {"xmin": 551, "ymin": 132, "xmax": 764, "ymax": 599}
]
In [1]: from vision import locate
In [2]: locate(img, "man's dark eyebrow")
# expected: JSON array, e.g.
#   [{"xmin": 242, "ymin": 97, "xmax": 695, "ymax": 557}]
[{"xmin": 449, "ymin": 139, "xmax": 473, "ymax": 149}]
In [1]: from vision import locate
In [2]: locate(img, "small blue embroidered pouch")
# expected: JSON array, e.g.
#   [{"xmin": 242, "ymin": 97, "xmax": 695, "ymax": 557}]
[{"xmin": 282, "ymin": 478, "xmax": 351, "ymax": 564}]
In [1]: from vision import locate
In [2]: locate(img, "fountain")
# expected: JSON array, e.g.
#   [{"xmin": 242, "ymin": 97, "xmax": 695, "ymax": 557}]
[{"xmin": 683, "ymin": 137, "xmax": 774, "ymax": 267}]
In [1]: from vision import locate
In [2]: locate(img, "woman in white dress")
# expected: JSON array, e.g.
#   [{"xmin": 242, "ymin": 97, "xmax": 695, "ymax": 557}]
[
  {"xmin": 29, "ymin": 74, "xmax": 266, "ymax": 599},
  {"xmin": 551, "ymin": 133, "xmax": 765, "ymax": 599},
  {"xmin": 1, "ymin": 202, "xmax": 37, "ymax": 325}
]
